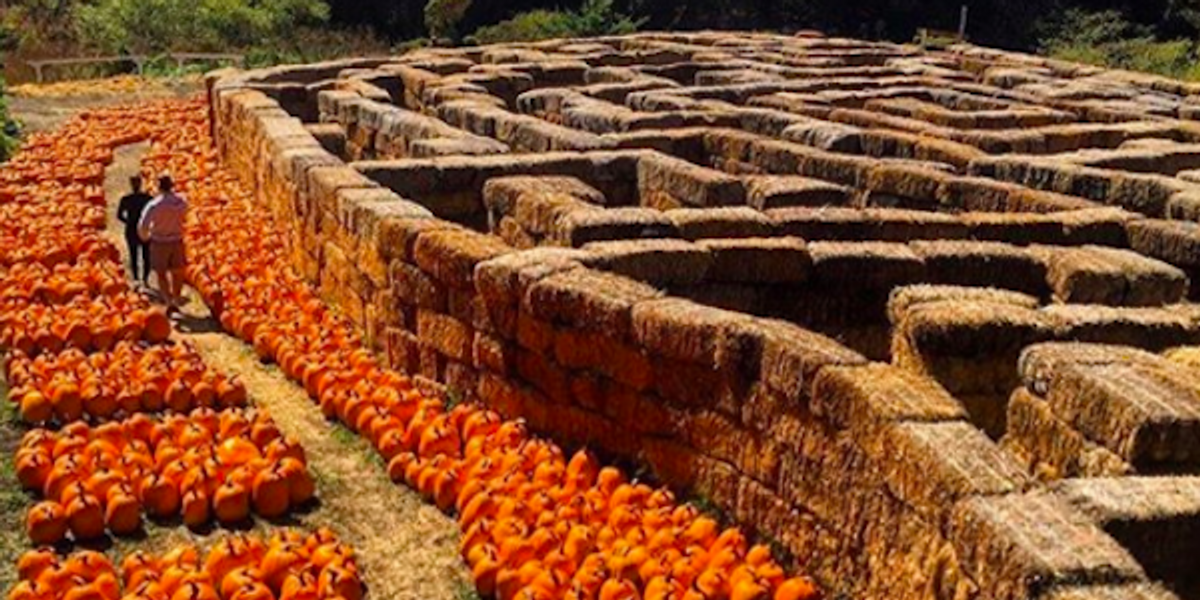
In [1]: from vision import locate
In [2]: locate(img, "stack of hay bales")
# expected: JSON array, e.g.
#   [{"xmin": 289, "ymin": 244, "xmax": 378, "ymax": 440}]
[{"xmin": 1005, "ymin": 343, "xmax": 1200, "ymax": 480}]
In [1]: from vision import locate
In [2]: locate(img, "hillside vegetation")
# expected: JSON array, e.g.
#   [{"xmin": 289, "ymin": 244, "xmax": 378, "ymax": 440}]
[{"xmin": 3, "ymin": 1, "xmax": 1200, "ymax": 83}]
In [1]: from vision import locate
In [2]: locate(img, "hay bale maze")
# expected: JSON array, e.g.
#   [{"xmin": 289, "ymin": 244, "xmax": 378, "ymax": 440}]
[{"xmin": 208, "ymin": 31, "xmax": 1200, "ymax": 600}]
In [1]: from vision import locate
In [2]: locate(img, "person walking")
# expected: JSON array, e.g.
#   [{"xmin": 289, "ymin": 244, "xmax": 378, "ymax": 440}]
[
  {"xmin": 138, "ymin": 175, "xmax": 189, "ymax": 311},
  {"xmin": 116, "ymin": 176, "xmax": 152, "ymax": 285}
]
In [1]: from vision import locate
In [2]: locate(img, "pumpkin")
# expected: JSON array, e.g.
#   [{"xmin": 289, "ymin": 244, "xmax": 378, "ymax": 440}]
[
  {"xmin": 278, "ymin": 457, "xmax": 315, "ymax": 506},
  {"xmin": 316, "ymin": 565, "xmax": 362, "ymax": 600},
  {"xmin": 259, "ymin": 544, "xmax": 304, "ymax": 592},
  {"xmin": 104, "ymin": 487, "xmax": 142, "ymax": 535},
  {"xmin": 219, "ymin": 568, "xmax": 262, "ymax": 599},
  {"xmin": 140, "ymin": 472, "xmax": 182, "ymax": 518},
  {"xmin": 27, "ymin": 500, "xmax": 68, "ymax": 545},
  {"xmin": 213, "ymin": 480, "xmax": 251, "ymax": 524},
  {"xmin": 16, "ymin": 549, "xmax": 58, "ymax": 583},
  {"xmin": 181, "ymin": 488, "xmax": 211, "ymax": 530},
  {"xmin": 251, "ymin": 467, "xmax": 290, "ymax": 518}
]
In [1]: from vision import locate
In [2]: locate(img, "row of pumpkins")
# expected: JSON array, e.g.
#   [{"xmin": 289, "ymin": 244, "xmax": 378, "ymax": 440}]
[
  {"xmin": 0, "ymin": 102, "xmax": 320, "ymax": 558},
  {"xmin": 0, "ymin": 103, "xmax": 218, "ymax": 429},
  {"xmin": 6, "ymin": 342, "xmax": 249, "ymax": 425},
  {"xmin": 16, "ymin": 407, "xmax": 315, "ymax": 544},
  {"xmin": 149, "ymin": 101, "xmax": 820, "ymax": 600},
  {"xmin": 9, "ymin": 529, "xmax": 364, "ymax": 600}
]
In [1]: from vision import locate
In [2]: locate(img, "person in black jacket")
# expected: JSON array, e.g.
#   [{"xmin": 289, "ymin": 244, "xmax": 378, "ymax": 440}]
[{"xmin": 117, "ymin": 176, "xmax": 153, "ymax": 285}]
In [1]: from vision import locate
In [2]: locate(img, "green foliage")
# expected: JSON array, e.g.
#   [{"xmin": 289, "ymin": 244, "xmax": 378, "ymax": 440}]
[
  {"xmin": 466, "ymin": 0, "xmax": 643, "ymax": 45},
  {"xmin": 1039, "ymin": 8, "xmax": 1200, "ymax": 80},
  {"xmin": 424, "ymin": 0, "xmax": 473, "ymax": 42},
  {"xmin": 73, "ymin": 0, "xmax": 330, "ymax": 55},
  {"xmin": 0, "ymin": 78, "xmax": 20, "ymax": 162}
]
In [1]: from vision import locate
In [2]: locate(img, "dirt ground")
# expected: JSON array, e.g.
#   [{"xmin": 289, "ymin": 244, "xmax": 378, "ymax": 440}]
[{"xmin": 0, "ymin": 90, "xmax": 472, "ymax": 599}]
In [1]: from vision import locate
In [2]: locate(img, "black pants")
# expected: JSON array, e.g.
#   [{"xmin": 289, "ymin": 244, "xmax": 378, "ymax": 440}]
[{"xmin": 126, "ymin": 234, "xmax": 150, "ymax": 282}]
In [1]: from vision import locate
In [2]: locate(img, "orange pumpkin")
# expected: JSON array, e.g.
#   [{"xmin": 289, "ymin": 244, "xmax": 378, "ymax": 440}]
[
  {"xmin": 251, "ymin": 467, "xmax": 290, "ymax": 518},
  {"xmin": 213, "ymin": 480, "xmax": 251, "ymax": 524},
  {"xmin": 27, "ymin": 500, "xmax": 68, "ymax": 545}
]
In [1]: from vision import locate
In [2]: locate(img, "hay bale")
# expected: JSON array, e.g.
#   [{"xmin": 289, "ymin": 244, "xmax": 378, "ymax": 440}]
[
  {"xmin": 758, "ymin": 318, "xmax": 867, "ymax": 405},
  {"xmin": 811, "ymin": 363, "xmax": 967, "ymax": 432},
  {"xmin": 513, "ymin": 192, "xmax": 601, "ymax": 237},
  {"xmin": 1043, "ymin": 584, "xmax": 1182, "ymax": 600},
  {"xmin": 474, "ymin": 247, "xmax": 586, "ymax": 336},
  {"xmin": 1059, "ymin": 208, "xmax": 1133, "ymax": 246},
  {"xmin": 553, "ymin": 328, "xmax": 654, "ymax": 391},
  {"xmin": 936, "ymin": 177, "xmax": 1021, "ymax": 212},
  {"xmin": 1052, "ymin": 476, "xmax": 1200, "ymax": 590},
  {"xmin": 1019, "ymin": 343, "xmax": 1162, "ymax": 395},
  {"xmin": 1126, "ymin": 219, "xmax": 1200, "ymax": 270},
  {"xmin": 910, "ymin": 240, "xmax": 1048, "ymax": 297},
  {"xmin": 637, "ymin": 152, "xmax": 747, "ymax": 208},
  {"xmin": 581, "ymin": 239, "xmax": 714, "ymax": 285},
  {"xmin": 1041, "ymin": 305, "xmax": 1199, "ymax": 350},
  {"xmin": 416, "ymin": 310, "xmax": 473, "ymax": 362},
  {"xmin": 377, "ymin": 217, "xmax": 461, "ymax": 262},
  {"xmin": 809, "ymin": 241, "xmax": 926, "ymax": 289},
  {"xmin": 665, "ymin": 207, "xmax": 775, "ymax": 240},
  {"xmin": 949, "ymin": 492, "xmax": 1145, "ymax": 600},
  {"xmin": 631, "ymin": 297, "xmax": 762, "ymax": 371},
  {"xmin": 482, "ymin": 175, "xmax": 607, "ymax": 218},
  {"xmin": 887, "ymin": 284, "xmax": 1041, "ymax": 327},
  {"xmin": 696, "ymin": 237, "xmax": 811, "ymax": 283},
  {"xmin": 1164, "ymin": 345, "xmax": 1200, "ymax": 369},
  {"xmin": 769, "ymin": 207, "xmax": 967, "ymax": 242},
  {"xmin": 342, "ymin": 188, "xmax": 433, "ymax": 240},
  {"xmin": 496, "ymin": 216, "xmax": 536, "ymax": 248},
  {"xmin": 413, "ymin": 229, "xmax": 512, "ymax": 289},
  {"xmin": 523, "ymin": 268, "xmax": 661, "ymax": 340},
  {"xmin": 389, "ymin": 261, "xmax": 447, "ymax": 311},
  {"xmin": 1015, "ymin": 342, "xmax": 1200, "ymax": 468},
  {"xmin": 1034, "ymin": 245, "xmax": 1188, "ymax": 306},
  {"xmin": 1005, "ymin": 388, "xmax": 1134, "ymax": 480},
  {"xmin": 744, "ymin": 175, "xmax": 853, "ymax": 209},
  {"xmin": 554, "ymin": 207, "xmax": 680, "ymax": 247},
  {"xmin": 877, "ymin": 420, "xmax": 1031, "ymax": 523},
  {"xmin": 865, "ymin": 164, "xmax": 954, "ymax": 206},
  {"xmin": 894, "ymin": 300, "xmax": 1056, "ymax": 397}
]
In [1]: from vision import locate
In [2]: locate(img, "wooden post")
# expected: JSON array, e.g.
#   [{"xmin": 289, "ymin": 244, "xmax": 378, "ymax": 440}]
[{"xmin": 958, "ymin": 5, "xmax": 969, "ymax": 41}]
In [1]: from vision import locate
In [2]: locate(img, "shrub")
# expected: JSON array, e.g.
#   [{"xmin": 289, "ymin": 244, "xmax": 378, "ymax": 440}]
[
  {"xmin": 0, "ymin": 77, "xmax": 19, "ymax": 162},
  {"xmin": 1038, "ymin": 8, "xmax": 1200, "ymax": 80},
  {"xmin": 466, "ymin": 0, "xmax": 643, "ymax": 45},
  {"xmin": 73, "ymin": 0, "xmax": 331, "ymax": 55}
]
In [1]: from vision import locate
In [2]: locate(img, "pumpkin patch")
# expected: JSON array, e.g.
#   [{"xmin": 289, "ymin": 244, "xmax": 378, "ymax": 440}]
[
  {"xmin": 15, "ymin": 408, "xmax": 315, "ymax": 542},
  {"xmin": 5, "ymin": 342, "xmax": 247, "ymax": 425},
  {"xmin": 7, "ymin": 530, "xmax": 362, "ymax": 600}
]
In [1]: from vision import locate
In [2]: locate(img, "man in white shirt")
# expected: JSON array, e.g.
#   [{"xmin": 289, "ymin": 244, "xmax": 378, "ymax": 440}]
[{"xmin": 138, "ymin": 175, "xmax": 189, "ymax": 310}]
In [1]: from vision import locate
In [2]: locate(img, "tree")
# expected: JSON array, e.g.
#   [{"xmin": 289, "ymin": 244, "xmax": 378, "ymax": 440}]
[
  {"xmin": 73, "ymin": 0, "xmax": 330, "ymax": 55},
  {"xmin": 424, "ymin": 0, "xmax": 473, "ymax": 42}
]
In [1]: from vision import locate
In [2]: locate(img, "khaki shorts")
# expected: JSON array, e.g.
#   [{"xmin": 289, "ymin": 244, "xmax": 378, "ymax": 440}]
[{"xmin": 150, "ymin": 240, "xmax": 186, "ymax": 271}]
